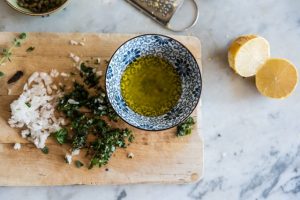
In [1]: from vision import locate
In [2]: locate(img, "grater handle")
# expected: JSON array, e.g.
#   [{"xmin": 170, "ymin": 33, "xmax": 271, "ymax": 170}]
[{"xmin": 166, "ymin": 0, "xmax": 199, "ymax": 32}]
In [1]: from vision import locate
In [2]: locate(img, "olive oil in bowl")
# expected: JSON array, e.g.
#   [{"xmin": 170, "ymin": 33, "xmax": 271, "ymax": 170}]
[{"xmin": 121, "ymin": 56, "xmax": 182, "ymax": 117}]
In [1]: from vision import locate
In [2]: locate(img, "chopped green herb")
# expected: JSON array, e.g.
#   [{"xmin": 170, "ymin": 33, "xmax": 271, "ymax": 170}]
[
  {"xmin": 0, "ymin": 72, "xmax": 4, "ymax": 77},
  {"xmin": 54, "ymin": 128, "xmax": 68, "ymax": 144},
  {"xmin": 88, "ymin": 128, "xmax": 134, "ymax": 169},
  {"xmin": 128, "ymin": 134, "xmax": 135, "ymax": 143},
  {"xmin": 75, "ymin": 160, "xmax": 84, "ymax": 168},
  {"xmin": 26, "ymin": 46, "xmax": 35, "ymax": 52},
  {"xmin": 80, "ymin": 63, "xmax": 100, "ymax": 88},
  {"xmin": 177, "ymin": 117, "xmax": 195, "ymax": 137},
  {"xmin": 58, "ymin": 83, "xmax": 118, "ymax": 121},
  {"xmin": 25, "ymin": 102, "xmax": 31, "ymax": 108},
  {"xmin": 57, "ymin": 63, "xmax": 134, "ymax": 169},
  {"xmin": 41, "ymin": 146, "xmax": 49, "ymax": 154}
]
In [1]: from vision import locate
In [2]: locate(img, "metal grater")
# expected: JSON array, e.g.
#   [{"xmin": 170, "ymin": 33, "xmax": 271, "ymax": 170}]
[{"xmin": 126, "ymin": 0, "xmax": 199, "ymax": 32}]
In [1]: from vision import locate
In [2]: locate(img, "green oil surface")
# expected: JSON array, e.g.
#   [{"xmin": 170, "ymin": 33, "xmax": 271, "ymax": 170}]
[{"xmin": 121, "ymin": 56, "xmax": 182, "ymax": 117}]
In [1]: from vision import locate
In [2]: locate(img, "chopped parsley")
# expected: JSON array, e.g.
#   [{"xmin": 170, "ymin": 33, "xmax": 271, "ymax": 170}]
[
  {"xmin": 25, "ymin": 102, "xmax": 31, "ymax": 108},
  {"xmin": 57, "ymin": 62, "xmax": 134, "ymax": 169},
  {"xmin": 80, "ymin": 63, "xmax": 100, "ymax": 88},
  {"xmin": 41, "ymin": 146, "xmax": 49, "ymax": 154},
  {"xmin": 54, "ymin": 128, "xmax": 68, "ymax": 145},
  {"xmin": 75, "ymin": 160, "xmax": 84, "ymax": 168},
  {"xmin": 177, "ymin": 117, "xmax": 195, "ymax": 137},
  {"xmin": 88, "ymin": 128, "xmax": 133, "ymax": 169}
]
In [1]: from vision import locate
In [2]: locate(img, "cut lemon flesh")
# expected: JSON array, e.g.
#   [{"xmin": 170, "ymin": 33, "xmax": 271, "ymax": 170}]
[
  {"xmin": 228, "ymin": 35, "xmax": 270, "ymax": 77},
  {"xmin": 256, "ymin": 58, "xmax": 298, "ymax": 99}
]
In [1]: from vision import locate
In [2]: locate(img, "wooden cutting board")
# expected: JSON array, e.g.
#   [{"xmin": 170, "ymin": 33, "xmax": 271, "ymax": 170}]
[{"xmin": 0, "ymin": 32, "xmax": 203, "ymax": 186}]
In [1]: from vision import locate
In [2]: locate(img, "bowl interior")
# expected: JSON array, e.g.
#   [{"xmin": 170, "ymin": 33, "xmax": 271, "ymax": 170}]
[
  {"xmin": 106, "ymin": 35, "xmax": 202, "ymax": 131},
  {"xmin": 6, "ymin": 0, "xmax": 69, "ymax": 16}
]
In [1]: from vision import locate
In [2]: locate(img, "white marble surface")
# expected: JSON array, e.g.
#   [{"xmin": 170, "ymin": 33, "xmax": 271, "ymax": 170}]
[{"xmin": 1, "ymin": 0, "xmax": 300, "ymax": 199}]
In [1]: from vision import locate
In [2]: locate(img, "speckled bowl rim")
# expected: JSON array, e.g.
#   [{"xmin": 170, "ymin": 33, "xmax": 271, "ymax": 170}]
[
  {"xmin": 6, "ymin": 0, "xmax": 71, "ymax": 16},
  {"xmin": 105, "ymin": 34, "xmax": 202, "ymax": 131}
]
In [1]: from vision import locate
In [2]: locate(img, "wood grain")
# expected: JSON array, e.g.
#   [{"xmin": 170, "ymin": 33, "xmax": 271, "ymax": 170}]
[{"xmin": 0, "ymin": 32, "xmax": 203, "ymax": 186}]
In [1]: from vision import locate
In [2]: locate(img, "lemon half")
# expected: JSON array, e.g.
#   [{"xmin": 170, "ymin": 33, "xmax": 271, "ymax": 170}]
[
  {"xmin": 228, "ymin": 35, "xmax": 270, "ymax": 77},
  {"xmin": 256, "ymin": 58, "xmax": 298, "ymax": 99}
]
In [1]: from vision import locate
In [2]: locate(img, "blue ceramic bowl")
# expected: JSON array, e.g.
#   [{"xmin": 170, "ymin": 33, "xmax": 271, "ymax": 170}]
[{"xmin": 106, "ymin": 34, "xmax": 202, "ymax": 131}]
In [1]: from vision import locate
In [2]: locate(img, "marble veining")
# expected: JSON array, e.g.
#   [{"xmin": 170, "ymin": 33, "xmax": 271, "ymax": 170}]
[
  {"xmin": 117, "ymin": 190, "xmax": 127, "ymax": 200},
  {"xmin": 281, "ymin": 176, "xmax": 300, "ymax": 194},
  {"xmin": 240, "ymin": 147, "xmax": 300, "ymax": 199},
  {"xmin": 0, "ymin": 0, "xmax": 300, "ymax": 200}
]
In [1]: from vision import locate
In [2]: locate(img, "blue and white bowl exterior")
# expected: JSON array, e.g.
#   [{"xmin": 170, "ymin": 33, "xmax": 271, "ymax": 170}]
[{"xmin": 106, "ymin": 34, "xmax": 202, "ymax": 131}]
